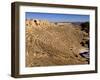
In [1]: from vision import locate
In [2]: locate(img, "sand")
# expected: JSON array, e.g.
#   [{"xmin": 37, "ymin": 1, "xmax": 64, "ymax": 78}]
[{"xmin": 25, "ymin": 19, "xmax": 89, "ymax": 67}]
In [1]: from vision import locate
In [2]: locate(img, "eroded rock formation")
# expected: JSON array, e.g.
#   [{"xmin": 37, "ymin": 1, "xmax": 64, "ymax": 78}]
[{"xmin": 25, "ymin": 19, "xmax": 89, "ymax": 67}]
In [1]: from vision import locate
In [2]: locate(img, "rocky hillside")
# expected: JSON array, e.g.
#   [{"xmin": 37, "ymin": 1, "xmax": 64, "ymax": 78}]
[{"xmin": 25, "ymin": 19, "xmax": 89, "ymax": 67}]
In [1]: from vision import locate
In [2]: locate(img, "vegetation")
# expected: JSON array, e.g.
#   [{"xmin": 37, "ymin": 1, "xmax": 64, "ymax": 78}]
[{"xmin": 80, "ymin": 22, "xmax": 89, "ymax": 33}]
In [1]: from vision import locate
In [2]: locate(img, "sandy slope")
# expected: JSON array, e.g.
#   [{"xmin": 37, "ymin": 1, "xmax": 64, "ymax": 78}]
[{"xmin": 25, "ymin": 19, "xmax": 89, "ymax": 67}]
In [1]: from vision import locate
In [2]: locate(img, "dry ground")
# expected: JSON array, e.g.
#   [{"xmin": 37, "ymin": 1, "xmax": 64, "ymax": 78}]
[{"xmin": 25, "ymin": 19, "xmax": 89, "ymax": 67}]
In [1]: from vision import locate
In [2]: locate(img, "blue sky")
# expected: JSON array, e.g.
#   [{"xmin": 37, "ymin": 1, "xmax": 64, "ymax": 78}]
[{"xmin": 26, "ymin": 12, "xmax": 89, "ymax": 22}]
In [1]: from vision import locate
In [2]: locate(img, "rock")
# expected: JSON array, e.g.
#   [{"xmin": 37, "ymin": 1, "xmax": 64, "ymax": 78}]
[{"xmin": 25, "ymin": 19, "xmax": 89, "ymax": 67}]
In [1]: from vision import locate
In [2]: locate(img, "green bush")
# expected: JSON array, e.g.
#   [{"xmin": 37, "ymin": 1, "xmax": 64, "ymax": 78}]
[{"xmin": 80, "ymin": 22, "xmax": 89, "ymax": 33}]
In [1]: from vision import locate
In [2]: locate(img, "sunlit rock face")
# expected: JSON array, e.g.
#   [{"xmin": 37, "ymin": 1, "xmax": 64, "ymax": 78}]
[{"xmin": 25, "ymin": 19, "xmax": 89, "ymax": 67}]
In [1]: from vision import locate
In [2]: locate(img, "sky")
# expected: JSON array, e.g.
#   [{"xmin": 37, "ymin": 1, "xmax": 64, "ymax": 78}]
[{"xmin": 26, "ymin": 12, "xmax": 89, "ymax": 22}]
